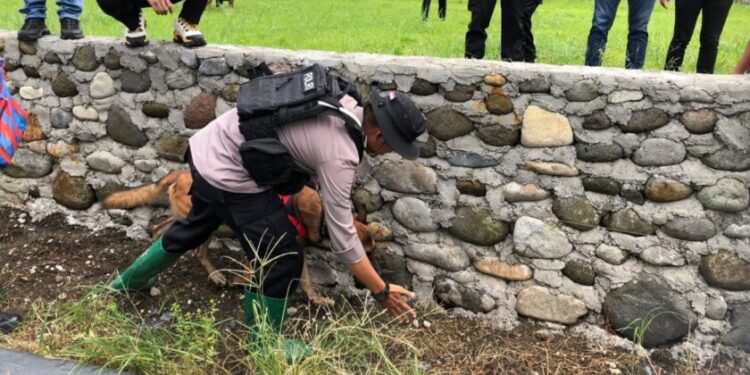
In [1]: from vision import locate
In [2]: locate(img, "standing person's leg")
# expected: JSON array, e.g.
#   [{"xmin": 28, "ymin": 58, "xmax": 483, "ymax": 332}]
[
  {"xmin": 422, "ymin": 0, "xmax": 431, "ymax": 20},
  {"xmin": 96, "ymin": 0, "xmax": 149, "ymax": 31},
  {"xmin": 438, "ymin": 0, "xmax": 447, "ymax": 19},
  {"xmin": 19, "ymin": 0, "xmax": 47, "ymax": 21},
  {"xmin": 585, "ymin": 0, "xmax": 620, "ymax": 66},
  {"xmin": 696, "ymin": 0, "xmax": 732, "ymax": 73},
  {"xmin": 625, "ymin": 0, "xmax": 656, "ymax": 69},
  {"xmin": 501, "ymin": 0, "xmax": 525, "ymax": 61},
  {"xmin": 57, "ymin": 0, "xmax": 84, "ymax": 40},
  {"xmin": 173, "ymin": 0, "xmax": 208, "ymax": 47},
  {"xmin": 465, "ymin": 0, "xmax": 498, "ymax": 59},
  {"xmin": 96, "ymin": 0, "xmax": 151, "ymax": 47},
  {"xmin": 18, "ymin": 0, "xmax": 50, "ymax": 41},
  {"xmin": 664, "ymin": 0, "xmax": 701, "ymax": 71},
  {"xmin": 520, "ymin": 0, "xmax": 542, "ymax": 62}
]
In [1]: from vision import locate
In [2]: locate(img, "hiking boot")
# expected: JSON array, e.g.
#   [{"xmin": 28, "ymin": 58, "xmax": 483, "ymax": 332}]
[
  {"xmin": 125, "ymin": 11, "xmax": 148, "ymax": 48},
  {"xmin": 17, "ymin": 18, "xmax": 50, "ymax": 41},
  {"xmin": 60, "ymin": 18, "xmax": 84, "ymax": 40},
  {"xmin": 173, "ymin": 18, "xmax": 206, "ymax": 48}
]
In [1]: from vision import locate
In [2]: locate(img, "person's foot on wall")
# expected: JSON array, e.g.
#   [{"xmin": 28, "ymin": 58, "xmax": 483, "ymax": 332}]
[
  {"xmin": 174, "ymin": 18, "xmax": 207, "ymax": 48},
  {"xmin": 125, "ymin": 12, "xmax": 149, "ymax": 48},
  {"xmin": 17, "ymin": 18, "xmax": 50, "ymax": 41},
  {"xmin": 60, "ymin": 18, "xmax": 84, "ymax": 40}
]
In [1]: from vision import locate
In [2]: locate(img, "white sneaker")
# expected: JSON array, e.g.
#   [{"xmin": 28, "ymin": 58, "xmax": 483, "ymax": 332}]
[
  {"xmin": 173, "ymin": 18, "xmax": 206, "ymax": 48},
  {"xmin": 125, "ymin": 11, "xmax": 148, "ymax": 48}
]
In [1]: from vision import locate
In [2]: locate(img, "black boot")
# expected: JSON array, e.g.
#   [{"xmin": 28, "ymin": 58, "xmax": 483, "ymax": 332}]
[
  {"xmin": 17, "ymin": 18, "xmax": 50, "ymax": 41},
  {"xmin": 60, "ymin": 18, "xmax": 84, "ymax": 40}
]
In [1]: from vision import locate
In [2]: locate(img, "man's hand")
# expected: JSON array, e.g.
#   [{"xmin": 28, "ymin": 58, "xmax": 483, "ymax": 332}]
[
  {"xmin": 148, "ymin": 0, "xmax": 174, "ymax": 15},
  {"xmin": 659, "ymin": 0, "xmax": 669, "ymax": 8},
  {"xmin": 378, "ymin": 284, "xmax": 416, "ymax": 323},
  {"xmin": 344, "ymin": 257, "xmax": 416, "ymax": 323}
]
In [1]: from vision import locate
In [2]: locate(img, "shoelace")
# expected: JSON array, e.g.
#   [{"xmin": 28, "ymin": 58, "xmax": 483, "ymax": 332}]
[
  {"xmin": 61, "ymin": 18, "xmax": 77, "ymax": 29},
  {"xmin": 26, "ymin": 18, "xmax": 44, "ymax": 27},
  {"xmin": 179, "ymin": 19, "xmax": 197, "ymax": 32}
]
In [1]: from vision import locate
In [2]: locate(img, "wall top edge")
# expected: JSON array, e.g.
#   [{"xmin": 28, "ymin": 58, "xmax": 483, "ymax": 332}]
[{"xmin": 2, "ymin": 30, "xmax": 749, "ymax": 91}]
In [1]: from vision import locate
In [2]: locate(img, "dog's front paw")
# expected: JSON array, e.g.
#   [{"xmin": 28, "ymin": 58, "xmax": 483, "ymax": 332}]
[{"xmin": 208, "ymin": 271, "xmax": 228, "ymax": 287}]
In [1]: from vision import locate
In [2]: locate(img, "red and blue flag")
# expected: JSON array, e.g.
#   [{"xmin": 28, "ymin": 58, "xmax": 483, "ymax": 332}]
[{"xmin": 0, "ymin": 57, "xmax": 28, "ymax": 168}]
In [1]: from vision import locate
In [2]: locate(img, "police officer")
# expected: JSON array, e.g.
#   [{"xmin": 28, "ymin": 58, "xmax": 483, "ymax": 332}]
[{"xmin": 110, "ymin": 86, "xmax": 427, "ymax": 361}]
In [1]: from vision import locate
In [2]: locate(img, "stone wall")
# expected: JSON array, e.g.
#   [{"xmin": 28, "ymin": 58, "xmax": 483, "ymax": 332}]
[{"xmin": 1, "ymin": 31, "xmax": 749, "ymax": 361}]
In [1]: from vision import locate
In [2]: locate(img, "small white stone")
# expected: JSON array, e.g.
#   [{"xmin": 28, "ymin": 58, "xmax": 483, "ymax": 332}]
[
  {"xmin": 149, "ymin": 287, "xmax": 161, "ymax": 297},
  {"xmin": 19, "ymin": 86, "xmax": 43, "ymax": 100},
  {"xmin": 608, "ymin": 90, "xmax": 643, "ymax": 104},
  {"xmin": 595, "ymin": 244, "xmax": 629, "ymax": 265},
  {"xmin": 89, "ymin": 72, "xmax": 116, "ymax": 99},
  {"xmin": 72, "ymin": 105, "xmax": 100, "ymax": 121},
  {"xmin": 423, "ymin": 320, "xmax": 432, "ymax": 328},
  {"xmin": 521, "ymin": 105, "xmax": 573, "ymax": 148}
]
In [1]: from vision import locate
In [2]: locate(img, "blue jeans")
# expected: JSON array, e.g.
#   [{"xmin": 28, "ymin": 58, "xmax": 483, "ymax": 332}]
[
  {"xmin": 19, "ymin": 0, "xmax": 83, "ymax": 21},
  {"xmin": 584, "ymin": 0, "xmax": 656, "ymax": 69}
]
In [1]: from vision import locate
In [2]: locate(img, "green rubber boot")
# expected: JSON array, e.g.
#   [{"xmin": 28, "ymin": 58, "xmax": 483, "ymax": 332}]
[
  {"xmin": 111, "ymin": 237, "xmax": 183, "ymax": 292},
  {"xmin": 244, "ymin": 290, "xmax": 312, "ymax": 363}
]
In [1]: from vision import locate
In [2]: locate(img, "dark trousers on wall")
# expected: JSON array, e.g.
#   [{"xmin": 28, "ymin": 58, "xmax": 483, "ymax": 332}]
[
  {"xmin": 162, "ymin": 154, "xmax": 304, "ymax": 299},
  {"xmin": 422, "ymin": 0, "xmax": 447, "ymax": 19},
  {"xmin": 464, "ymin": 0, "xmax": 542, "ymax": 62},
  {"xmin": 664, "ymin": 0, "xmax": 733, "ymax": 74},
  {"xmin": 96, "ymin": 0, "xmax": 206, "ymax": 30}
]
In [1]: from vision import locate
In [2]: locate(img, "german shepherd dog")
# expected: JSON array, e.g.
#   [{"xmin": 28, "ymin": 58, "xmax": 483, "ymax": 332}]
[{"xmin": 104, "ymin": 170, "xmax": 389, "ymax": 306}]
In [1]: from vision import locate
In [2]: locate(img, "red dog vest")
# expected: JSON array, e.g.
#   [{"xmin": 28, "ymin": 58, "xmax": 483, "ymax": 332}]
[{"xmin": 280, "ymin": 194, "xmax": 308, "ymax": 240}]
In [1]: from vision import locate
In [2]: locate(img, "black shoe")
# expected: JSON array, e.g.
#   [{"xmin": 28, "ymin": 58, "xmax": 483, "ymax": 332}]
[
  {"xmin": 17, "ymin": 18, "xmax": 50, "ymax": 41},
  {"xmin": 0, "ymin": 312, "xmax": 21, "ymax": 334},
  {"xmin": 60, "ymin": 18, "xmax": 84, "ymax": 40}
]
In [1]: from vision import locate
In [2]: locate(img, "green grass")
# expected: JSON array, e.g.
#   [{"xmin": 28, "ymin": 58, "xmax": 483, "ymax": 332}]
[
  {"xmin": 0, "ymin": 0, "xmax": 748, "ymax": 73},
  {"xmin": 1, "ymin": 286, "xmax": 423, "ymax": 375}
]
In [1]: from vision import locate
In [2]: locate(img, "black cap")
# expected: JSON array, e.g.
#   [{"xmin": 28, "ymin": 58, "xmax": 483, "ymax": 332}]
[{"xmin": 369, "ymin": 89, "xmax": 427, "ymax": 160}]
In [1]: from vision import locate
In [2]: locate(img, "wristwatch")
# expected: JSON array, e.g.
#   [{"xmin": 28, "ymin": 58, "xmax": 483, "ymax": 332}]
[{"xmin": 372, "ymin": 283, "xmax": 390, "ymax": 303}]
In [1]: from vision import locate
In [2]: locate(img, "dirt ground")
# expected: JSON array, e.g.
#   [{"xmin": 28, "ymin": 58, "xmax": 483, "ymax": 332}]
[{"xmin": 0, "ymin": 206, "xmax": 747, "ymax": 375}]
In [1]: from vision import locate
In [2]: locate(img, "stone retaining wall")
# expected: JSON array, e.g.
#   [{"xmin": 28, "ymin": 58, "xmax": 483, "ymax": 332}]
[{"xmin": 1, "ymin": 31, "xmax": 749, "ymax": 362}]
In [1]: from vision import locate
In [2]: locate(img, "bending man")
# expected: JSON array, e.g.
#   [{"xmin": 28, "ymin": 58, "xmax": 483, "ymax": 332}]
[{"xmin": 110, "ymin": 81, "xmax": 426, "ymax": 360}]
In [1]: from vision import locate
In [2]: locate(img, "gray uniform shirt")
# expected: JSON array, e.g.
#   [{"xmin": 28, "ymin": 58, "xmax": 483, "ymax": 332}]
[{"xmin": 188, "ymin": 95, "xmax": 366, "ymax": 264}]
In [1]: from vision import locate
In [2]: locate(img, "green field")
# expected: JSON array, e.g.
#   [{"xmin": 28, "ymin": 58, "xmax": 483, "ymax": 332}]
[{"xmin": 0, "ymin": 0, "xmax": 748, "ymax": 73}]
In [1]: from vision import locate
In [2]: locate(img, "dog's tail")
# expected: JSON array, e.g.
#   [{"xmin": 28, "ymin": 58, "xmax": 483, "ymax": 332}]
[{"xmin": 103, "ymin": 171, "xmax": 183, "ymax": 209}]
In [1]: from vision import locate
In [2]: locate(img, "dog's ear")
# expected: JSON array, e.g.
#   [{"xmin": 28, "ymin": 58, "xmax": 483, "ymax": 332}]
[{"xmin": 368, "ymin": 222, "xmax": 392, "ymax": 241}]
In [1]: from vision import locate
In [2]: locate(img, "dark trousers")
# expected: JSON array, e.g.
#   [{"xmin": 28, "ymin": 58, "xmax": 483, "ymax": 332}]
[
  {"xmin": 664, "ymin": 0, "xmax": 733, "ymax": 74},
  {"xmin": 584, "ymin": 0, "xmax": 656, "ymax": 69},
  {"xmin": 162, "ymin": 156, "xmax": 303, "ymax": 299},
  {"xmin": 464, "ymin": 0, "xmax": 541, "ymax": 62},
  {"xmin": 96, "ymin": 0, "xmax": 206, "ymax": 30},
  {"xmin": 422, "ymin": 0, "xmax": 446, "ymax": 19}
]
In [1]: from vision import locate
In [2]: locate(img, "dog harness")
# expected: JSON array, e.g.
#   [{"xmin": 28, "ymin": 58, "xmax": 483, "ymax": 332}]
[{"xmin": 281, "ymin": 194, "xmax": 308, "ymax": 240}]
